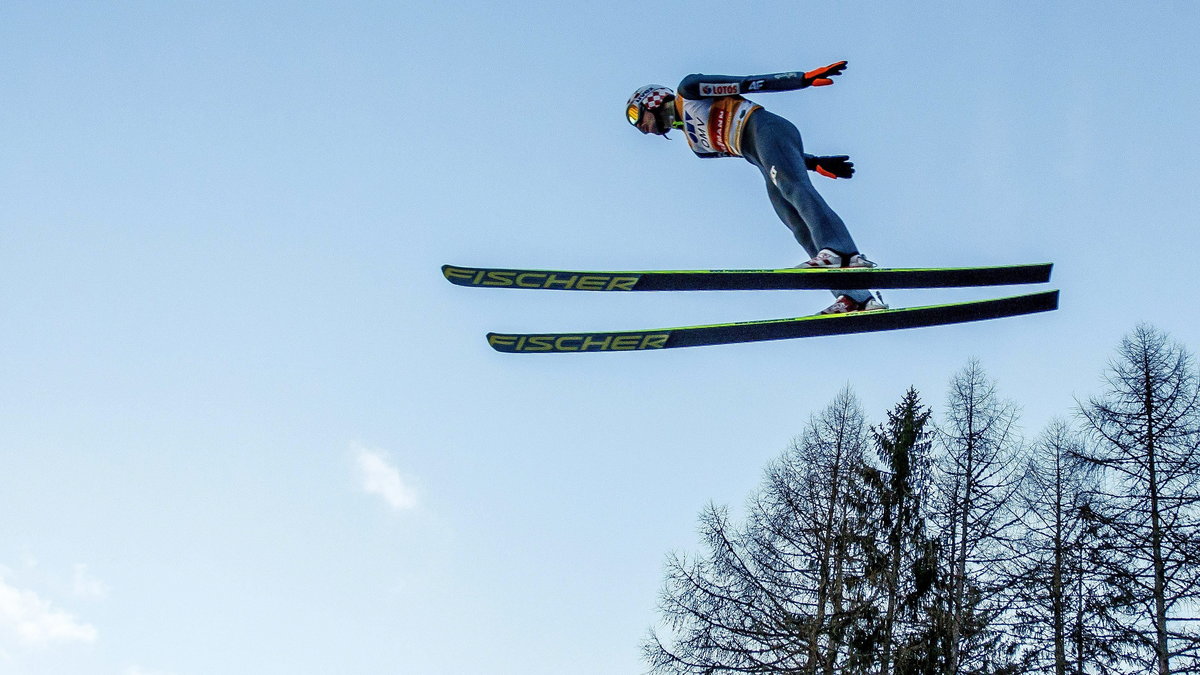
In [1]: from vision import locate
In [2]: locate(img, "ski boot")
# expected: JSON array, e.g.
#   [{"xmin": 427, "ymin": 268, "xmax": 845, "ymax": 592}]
[
  {"xmin": 798, "ymin": 248, "xmax": 877, "ymax": 269},
  {"xmin": 817, "ymin": 293, "xmax": 889, "ymax": 315}
]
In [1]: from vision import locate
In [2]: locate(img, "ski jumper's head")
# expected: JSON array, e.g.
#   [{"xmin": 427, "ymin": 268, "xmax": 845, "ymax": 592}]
[{"xmin": 626, "ymin": 85, "xmax": 679, "ymax": 136}]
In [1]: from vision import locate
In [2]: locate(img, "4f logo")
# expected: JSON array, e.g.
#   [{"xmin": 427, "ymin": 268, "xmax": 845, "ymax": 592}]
[{"xmin": 747, "ymin": 79, "xmax": 765, "ymax": 91}]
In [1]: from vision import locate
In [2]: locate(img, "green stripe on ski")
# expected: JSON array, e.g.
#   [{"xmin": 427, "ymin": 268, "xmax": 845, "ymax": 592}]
[
  {"xmin": 486, "ymin": 290, "xmax": 1059, "ymax": 353},
  {"xmin": 443, "ymin": 262, "xmax": 1052, "ymax": 291}
]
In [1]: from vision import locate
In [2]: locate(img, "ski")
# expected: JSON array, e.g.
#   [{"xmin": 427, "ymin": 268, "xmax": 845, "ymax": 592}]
[
  {"xmin": 485, "ymin": 290, "xmax": 1059, "ymax": 353},
  {"xmin": 443, "ymin": 262, "xmax": 1052, "ymax": 292}
]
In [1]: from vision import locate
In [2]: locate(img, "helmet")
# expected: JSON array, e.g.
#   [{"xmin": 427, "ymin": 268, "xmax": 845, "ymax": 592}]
[{"xmin": 625, "ymin": 85, "xmax": 675, "ymax": 132}]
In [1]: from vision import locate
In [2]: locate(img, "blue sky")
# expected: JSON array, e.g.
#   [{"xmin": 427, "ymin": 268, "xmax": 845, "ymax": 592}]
[{"xmin": 2, "ymin": 2, "xmax": 1198, "ymax": 674}]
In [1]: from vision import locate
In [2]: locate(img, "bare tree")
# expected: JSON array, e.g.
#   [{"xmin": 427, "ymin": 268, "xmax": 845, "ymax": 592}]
[
  {"xmin": 645, "ymin": 387, "xmax": 875, "ymax": 674},
  {"xmin": 1076, "ymin": 324, "xmax": 1200, "ymax": 675},
  {"xmin": 762, "ymin": 386, "xmax": 875, "ymax": 673},
  {"xmin": 1007, "ymin": 419, "xmax": 1121, "ymax": 674},
  {"xmin": 932, "ymin": 360, "xmax": 1028, "ymax": 674}
]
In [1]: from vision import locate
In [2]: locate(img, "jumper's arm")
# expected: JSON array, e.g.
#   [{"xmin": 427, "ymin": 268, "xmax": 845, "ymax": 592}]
[{"xmin": 677, "ymin": 61, "xmax": 848, "ymax": 98}]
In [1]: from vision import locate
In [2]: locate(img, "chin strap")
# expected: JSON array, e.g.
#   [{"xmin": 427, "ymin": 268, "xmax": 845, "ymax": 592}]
[{"xmin": 652, "ymin": 106, "xmax": 678, "ymax": 139}]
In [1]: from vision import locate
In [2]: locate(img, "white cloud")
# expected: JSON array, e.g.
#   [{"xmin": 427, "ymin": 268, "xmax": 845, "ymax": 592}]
[
  {"xmin": 0, "ymin": 577, "xmax": 97, "ymax": 646},
  {"xmin": 354, "ymin": 444, "xmax": 419, "ymax": 512},
  {"xmin": 71, "ymin": 564, "xmax": 109, "ymax": 600}
]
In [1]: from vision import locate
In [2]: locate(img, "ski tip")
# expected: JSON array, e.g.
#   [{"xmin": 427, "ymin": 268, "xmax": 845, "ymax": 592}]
[
  {"xmin": 485, "ymin": 332, "xmax": 509, "ymax": 352},
  {"xmin": 442, "ymin": 264, "xmax": 476, "ymax": 286}
]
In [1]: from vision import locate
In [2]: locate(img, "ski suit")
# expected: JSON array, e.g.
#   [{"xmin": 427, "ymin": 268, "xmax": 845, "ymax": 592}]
[{"xmin": 674, "ymin": 72, "xmax": 870, "ymax": 304}]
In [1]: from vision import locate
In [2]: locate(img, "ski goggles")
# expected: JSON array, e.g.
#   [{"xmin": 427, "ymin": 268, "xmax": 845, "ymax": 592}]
[{"xmin": 626, "ymin": 103, "xmax": 642, "ymax": 126}]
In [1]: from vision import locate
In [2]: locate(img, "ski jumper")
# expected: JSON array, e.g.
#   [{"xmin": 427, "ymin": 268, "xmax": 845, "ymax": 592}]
[{"xmin": 675, "ymin": 72, "xmax": 870, "ymax": 304}]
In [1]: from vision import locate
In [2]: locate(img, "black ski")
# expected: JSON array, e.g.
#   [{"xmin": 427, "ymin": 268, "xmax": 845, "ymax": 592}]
[
  {"xmin": 443, "ymin": 262, "xmax": 1052, "ymax": 292},
  {"xmin": 485, "ymin": 290, "xmax": 1059, "ymax": 353}
]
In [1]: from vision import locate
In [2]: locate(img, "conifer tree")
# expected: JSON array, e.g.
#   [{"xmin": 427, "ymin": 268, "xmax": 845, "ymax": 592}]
[{"xmin": 859, "ymin": 388, "xmax": 946, "ymax": 674}]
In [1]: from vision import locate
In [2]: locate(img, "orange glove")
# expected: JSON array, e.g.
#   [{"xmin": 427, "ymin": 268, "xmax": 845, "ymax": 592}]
[{"xmin": 801, "ymin": 61, "xmax": 848, "ymax": 87}]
